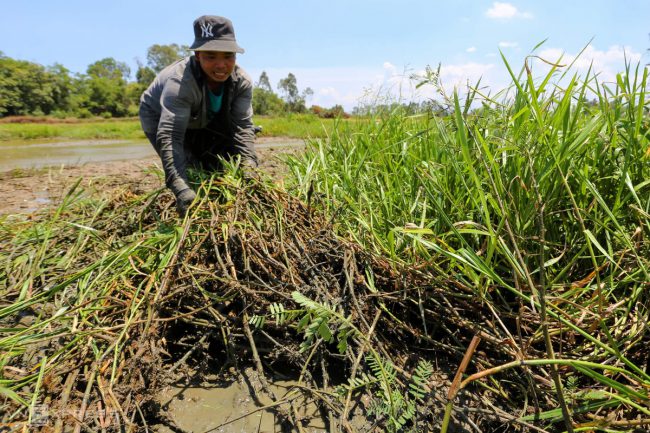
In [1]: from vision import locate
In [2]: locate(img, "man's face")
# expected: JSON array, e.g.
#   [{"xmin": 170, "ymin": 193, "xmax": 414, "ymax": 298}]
[{"xmin": 195, "ymin": 51, "xmax": 236, "ymax": 85}]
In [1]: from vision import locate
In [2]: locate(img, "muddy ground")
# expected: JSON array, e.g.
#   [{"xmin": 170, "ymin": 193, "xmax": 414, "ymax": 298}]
[
  {"xmin": 3, "ymin": 137, "xmax": 335, "ymax": 432},
  {"xmin": 0, "ymin": 137, "xmax": 304, "ymax": 216}
]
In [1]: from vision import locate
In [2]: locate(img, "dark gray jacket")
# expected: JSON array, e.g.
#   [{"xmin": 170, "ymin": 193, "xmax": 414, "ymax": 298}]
[{"xmin": 139, "ymin": 56, "xmax": 257, "ymax": 195}]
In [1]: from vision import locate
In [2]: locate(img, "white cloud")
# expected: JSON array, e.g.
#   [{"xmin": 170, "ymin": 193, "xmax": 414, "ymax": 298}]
[
  {"xmin": 466, "ymin": 46, "xmax": 477, "ymax": 53},
  {"xmin": 313, "ymin": 87, "xmax": 353, "ymax": 108},
  {"xmin": 486, "ymin": 2, "xmax": 533, "ymax": 19},
  {"xmin": 498, "ymin": 41, "xmax": 518, "ymax": 48},
  {"xmin": 439, "ymin": 63, "xmax": 497, "ymax": 88},
  {"xmin": 318, "ymin": 87, "xmax": 338, "ymax": 97},
  {"xmin": 487, "ymin": 2, "xmax": 516, "ymax": 18}
]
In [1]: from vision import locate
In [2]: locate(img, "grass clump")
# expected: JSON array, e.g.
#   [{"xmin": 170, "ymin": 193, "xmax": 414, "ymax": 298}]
[{"xmin": 286, "ymin": 58, "xmax": 650, "ymax": 431}]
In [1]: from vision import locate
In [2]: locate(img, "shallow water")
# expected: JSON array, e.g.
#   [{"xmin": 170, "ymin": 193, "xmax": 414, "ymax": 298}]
[
  {"xmin": 154, "ymin": 373, "xmax": 326, "ymax": 433},
  {"xmin": 0, "ymin": 139, "xmax": 155, "ymax": 171},
  {"xmin": 0, "ymin": 138, "xmax": 305, "ymax": 172}
]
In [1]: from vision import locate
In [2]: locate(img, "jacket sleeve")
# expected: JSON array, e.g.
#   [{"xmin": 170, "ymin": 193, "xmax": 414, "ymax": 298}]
[
  {"xmin": 157, "ymin": 77, "xmax": 194, "ymax": 195},
  {"xmin": 230, "ymin": 78, "xmax": 258, "ymax": 167}
]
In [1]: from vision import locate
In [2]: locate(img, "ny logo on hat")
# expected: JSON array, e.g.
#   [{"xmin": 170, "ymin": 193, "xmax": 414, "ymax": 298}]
[{"xmin": 200, "ymin": 22, "xmax": 214, "ymax": 38}]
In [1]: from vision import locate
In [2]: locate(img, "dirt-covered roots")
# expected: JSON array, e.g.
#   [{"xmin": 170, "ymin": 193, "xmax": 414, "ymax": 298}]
[
  {"xmin": 147, "ymin": 182, "xmax": 557, "ymax": 432},
  {"xmin": 2, "ymin": 179, "xmax": 623, "ymax": 432}
]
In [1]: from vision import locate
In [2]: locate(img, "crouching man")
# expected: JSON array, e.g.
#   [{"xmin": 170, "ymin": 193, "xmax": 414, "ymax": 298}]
[{"xmin": 139, "ymin": 15, "xmax": 257, "ymax": 215}]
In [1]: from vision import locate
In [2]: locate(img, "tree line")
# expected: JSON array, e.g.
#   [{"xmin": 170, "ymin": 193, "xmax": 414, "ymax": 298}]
[{"xmin": 0, "ymin": 44, "xmax": 340, "ymax": 119}]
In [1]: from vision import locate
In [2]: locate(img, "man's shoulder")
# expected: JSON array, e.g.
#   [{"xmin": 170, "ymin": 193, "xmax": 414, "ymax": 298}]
[
  {"xmin": 232, "ymin": 65, "xmax": 253, "ymax": 88},
  {"xmin": 152, "ymin": 57, "xmax": 201, "ymax": 99},
  {"xmin": 152, "ymin": 57, "xmax": 195, "ymax": 84}
]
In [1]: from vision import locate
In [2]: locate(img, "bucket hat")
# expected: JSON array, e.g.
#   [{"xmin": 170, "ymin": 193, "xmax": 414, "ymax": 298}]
[{"xmin": 190, "ymin": 15, "xmax": 245, "ymax": 53}]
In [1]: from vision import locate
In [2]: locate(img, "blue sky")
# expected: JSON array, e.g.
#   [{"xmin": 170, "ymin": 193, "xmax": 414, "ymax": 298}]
[{"xmin": 1, "ymin": 1, "xmax": 649, "ymax": 110}]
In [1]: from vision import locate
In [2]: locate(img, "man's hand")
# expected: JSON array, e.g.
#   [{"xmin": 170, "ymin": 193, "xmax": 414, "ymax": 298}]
[
  {"xmin": 176, "ymin": 188, "xmax": 197, "ymax": 216},
  {"xmin": 241, "ymin": 165, "xmax": 260, "ymax": 183}
]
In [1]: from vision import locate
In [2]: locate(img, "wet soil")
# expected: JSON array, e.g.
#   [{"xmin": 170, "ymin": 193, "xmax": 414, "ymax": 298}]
[
  {"xmin": 0, "ymin": 137, "xmax": 304, "ymax": 215},
  {"xmin": 0, "ymin": 139, "xmax": 156, "ymax": 172}
]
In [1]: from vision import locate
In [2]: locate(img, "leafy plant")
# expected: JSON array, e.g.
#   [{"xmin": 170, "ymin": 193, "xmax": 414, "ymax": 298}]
[
  {"xmin": 260, "ymin": 291, "xmax": 435, "ymax": 432},
  {"xmin": 363, "ymin": 357, "xmax": 433, "ymax": 432}
]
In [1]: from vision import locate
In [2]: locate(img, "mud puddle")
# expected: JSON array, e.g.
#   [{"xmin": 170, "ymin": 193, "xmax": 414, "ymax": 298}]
[{"xmin": 153, "ymin": 368, "xmax": 327, "ymax": 433}]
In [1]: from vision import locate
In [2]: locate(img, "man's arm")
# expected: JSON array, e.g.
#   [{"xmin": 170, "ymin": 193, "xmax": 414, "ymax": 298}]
[{"xmin": 157, "ymin": 77, "xmax": 195, "ymax": 195}]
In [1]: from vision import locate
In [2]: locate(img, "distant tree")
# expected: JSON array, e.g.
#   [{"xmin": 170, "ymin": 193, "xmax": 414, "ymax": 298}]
[
  {"xmin": 303, "ymin": 86, "xmax": 314, "ymax": 103},
  {"xmin": 278, "ymin": 73, "xmax": 313, "ymax": 113},
  {"xmin": 330, "ymin": 104, "xmax": 347, "ymax": 117},
  {"xmin": 310, "ymin": 104, "xmax": 347, "ymax": 118},
  {"xmin": 136, "ymin": 66, "xmax": 156, "ymax": 85},
  {"xmin": 425, "ymin": 99, "xmax": 448, "ymax": 116},
  {"xmin": 125, "ymin": 81, "xmax": 144, "ymax": 116},
  {"xmin": 278, "ymin": 73, "xmax": 299, "ymax": 107},
  {"xmin": 256, "ymin": 71, "xmax": 272, "ymax": 92},
  {"xmin": 252, "ymin": 71, "xmax": 284, "ymax": 115},
  {"xmin": 252, "ymin": 88, "xmax": 284, "ymax": 115},
  {"xmin": 147, "ymin": 43, "xmax": 189, "ymax": 73},
  {"xmin": 46, "ymin": 63, "xmax": 75, "ymax": 114},
  {"xmin": 0, "ymin": 56, "xmax": 70, "ymax": 116},
  {"xmin": 124, "ymin": 59, "xmax": 158, "ymax": 113},
  {"xmin": 87, "ymin": 57, "xmax": 131, "ymax": 81},
  {"xmin": 0, "ymin": 57, "xmax": 26, "ymax": 116},
  {"xmin": 78, "ymin": 57, "xmax": 130, "ymax": 117}
]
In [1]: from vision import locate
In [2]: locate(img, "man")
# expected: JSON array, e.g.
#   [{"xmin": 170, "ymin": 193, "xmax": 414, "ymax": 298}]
[{"xmin": 139, "ymin": 15, "xmax": 257, "ymax": 215}]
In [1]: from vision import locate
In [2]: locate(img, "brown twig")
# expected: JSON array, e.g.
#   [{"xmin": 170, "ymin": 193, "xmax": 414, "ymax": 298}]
[{"xmin": 342, "ymin": 309, "xmax": 382, "ymax": 422}]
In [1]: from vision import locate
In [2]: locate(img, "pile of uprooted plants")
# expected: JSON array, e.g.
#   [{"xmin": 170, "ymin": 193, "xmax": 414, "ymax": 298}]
[{"xmin": 1, "ymin": 174, "xmax": 648, "ymax": 432}]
